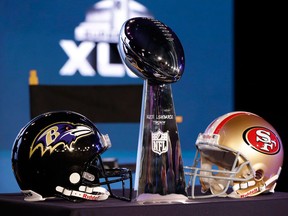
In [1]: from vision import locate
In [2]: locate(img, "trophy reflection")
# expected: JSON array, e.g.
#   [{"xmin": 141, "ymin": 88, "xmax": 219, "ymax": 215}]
[{"xmin": 118, "ymin": 17, "xmax": 186, "ymax": 201}]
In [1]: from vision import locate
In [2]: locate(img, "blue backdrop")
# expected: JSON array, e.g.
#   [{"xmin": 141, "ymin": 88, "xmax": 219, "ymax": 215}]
[{"xmin": 0, "ymin": 0, "xmax": 233, "ymax": 193}]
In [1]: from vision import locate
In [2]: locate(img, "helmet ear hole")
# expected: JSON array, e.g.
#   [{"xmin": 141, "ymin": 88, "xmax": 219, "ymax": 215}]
[
  {"xmin": 255, "ymin": 169, "xmax": 264, "ymax": 181},
  {"xmin": 69, "ymin": 172, "xmax": 81, "ymax": 184}
]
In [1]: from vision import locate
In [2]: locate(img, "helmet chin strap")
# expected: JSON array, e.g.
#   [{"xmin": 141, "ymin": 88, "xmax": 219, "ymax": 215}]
[
  {"xmin": 56, "ymin": 185, "xmax": 110, "ymax": 201},
  {"xmin": 22, "ymin": 190, "xmax": 49, "ymax": 201}
]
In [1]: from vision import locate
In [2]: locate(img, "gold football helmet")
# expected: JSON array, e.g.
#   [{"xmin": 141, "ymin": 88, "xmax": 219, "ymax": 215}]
[{"xmin": 184, "ymin": 111, "xmax": 284, "ymax": 198}]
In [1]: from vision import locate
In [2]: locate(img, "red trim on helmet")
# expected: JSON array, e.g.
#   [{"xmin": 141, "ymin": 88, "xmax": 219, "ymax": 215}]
[{"xmin": 213, "ymin": 112, "xmax": 246, "ymax": 134}]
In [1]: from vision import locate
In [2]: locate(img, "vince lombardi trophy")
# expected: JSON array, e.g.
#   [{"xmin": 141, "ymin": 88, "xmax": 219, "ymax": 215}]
[{"xmin": 118, "ymin": 17, "xmax": 187, "ymax": 202}]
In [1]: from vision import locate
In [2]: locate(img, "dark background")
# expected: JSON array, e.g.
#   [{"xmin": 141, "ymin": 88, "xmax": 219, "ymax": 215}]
[{"xmin": 234, "ymin": 1, "xmax": 287, "ymax": 191}]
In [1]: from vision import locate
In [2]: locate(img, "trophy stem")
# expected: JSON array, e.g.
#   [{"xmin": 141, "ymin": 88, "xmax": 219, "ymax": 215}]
[{"xmin": 134, "ymin": 79, "xmax": 186, "ymax": 201}]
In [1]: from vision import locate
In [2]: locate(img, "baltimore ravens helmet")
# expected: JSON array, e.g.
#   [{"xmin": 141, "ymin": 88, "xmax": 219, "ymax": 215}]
[{"xmin": 11, "ymin": 110, "xmax": 132, "ymax": 202}]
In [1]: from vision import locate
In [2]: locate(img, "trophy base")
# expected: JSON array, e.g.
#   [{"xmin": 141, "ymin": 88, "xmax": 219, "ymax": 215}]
[{"xmin": 135, "ymin": 193, "xmax": 188, "ymax": 204}]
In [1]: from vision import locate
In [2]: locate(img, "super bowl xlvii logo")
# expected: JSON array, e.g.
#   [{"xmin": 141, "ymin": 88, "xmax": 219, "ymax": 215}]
[
  {"xmin": 59, "ymin": 0, "xmax": 153, "ymax": 77},
  {"xmin": 151, "ymin": 130, "xmax": 169, "ymax": 155}
]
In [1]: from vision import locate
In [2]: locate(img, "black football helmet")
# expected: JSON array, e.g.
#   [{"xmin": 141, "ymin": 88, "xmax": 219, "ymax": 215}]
[{"xmin": 11, "ymin": 110, "xmax": 132, "ymax": 202}]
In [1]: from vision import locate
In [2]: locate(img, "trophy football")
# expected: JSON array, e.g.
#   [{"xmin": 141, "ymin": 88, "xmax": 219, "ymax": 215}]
[{"xmin": 118, "ymin": 17, "xmax": 186, "ymax": 202}]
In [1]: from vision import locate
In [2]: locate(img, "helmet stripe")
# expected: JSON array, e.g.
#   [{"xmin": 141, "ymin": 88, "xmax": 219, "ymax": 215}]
[{"xmin": 213, "ymin": 112, "xmax": 246, "ymax": 134}]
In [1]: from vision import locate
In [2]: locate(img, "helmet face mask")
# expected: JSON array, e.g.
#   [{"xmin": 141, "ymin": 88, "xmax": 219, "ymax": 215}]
[
  {"xmin": 184, "ymin": 111, "xmax": 284, "ymax": 199},
  {"xmin": 11, "ymin": 111, "xmax": 132, "ymax": 202}
]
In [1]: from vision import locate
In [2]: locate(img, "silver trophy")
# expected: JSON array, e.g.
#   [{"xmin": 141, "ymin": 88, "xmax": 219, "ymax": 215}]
[{"xmin": 118, "ymin": 17, "xmax": 186, "ymax": 202}]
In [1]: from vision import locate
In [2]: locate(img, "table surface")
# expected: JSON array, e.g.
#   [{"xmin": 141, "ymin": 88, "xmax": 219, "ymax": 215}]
[{"xmin": 1, "ymin": 191, "xmax": 288, "ymax": 216}]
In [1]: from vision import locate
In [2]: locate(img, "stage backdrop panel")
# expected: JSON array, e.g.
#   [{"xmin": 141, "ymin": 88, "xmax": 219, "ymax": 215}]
[{"xmin": 0, "ymin": 0, "xmax": 233, "ymax": 193}]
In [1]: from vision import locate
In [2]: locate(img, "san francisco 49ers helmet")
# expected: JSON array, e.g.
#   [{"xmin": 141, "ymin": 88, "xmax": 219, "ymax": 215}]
[
  {"xmin": 184, "ymin": 111, "xmax": 284, "ymax": 198},
  {"xmin": 11, "ymin": 110, "xmax": 132, "ymax": 202}
]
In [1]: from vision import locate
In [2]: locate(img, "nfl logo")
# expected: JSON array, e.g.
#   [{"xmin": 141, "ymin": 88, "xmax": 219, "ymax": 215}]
[{"xmin": 151, "ymin": 129, "xmax": 169, "ymax": 155}]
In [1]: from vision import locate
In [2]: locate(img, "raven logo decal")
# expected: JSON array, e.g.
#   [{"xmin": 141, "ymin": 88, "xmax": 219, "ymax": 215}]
[{"xmin": 29, "ymin": 122, "xmax": 93, "ymax": 158}]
